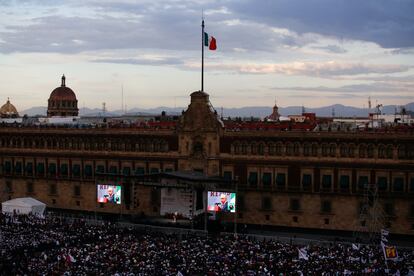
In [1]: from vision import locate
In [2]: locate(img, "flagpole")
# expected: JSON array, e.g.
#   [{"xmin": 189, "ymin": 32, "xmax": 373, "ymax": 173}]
[{"xmin": 201, "ymin": 19, "xmax": 204, "ymax": 92}]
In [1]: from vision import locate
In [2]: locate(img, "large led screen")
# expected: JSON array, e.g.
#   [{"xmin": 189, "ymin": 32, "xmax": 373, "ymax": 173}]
[
  {"xmin": 207, "ymin": 191, "xmax": 236, "ymax": 213},
  {"xmin": 97, "ymin": 185, "xmax": 121, "ymax": 204}
]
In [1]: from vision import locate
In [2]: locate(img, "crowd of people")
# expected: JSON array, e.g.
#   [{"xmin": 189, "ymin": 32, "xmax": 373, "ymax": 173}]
[{"xmin": 1, "ymin": 213, "xmax": 413, "ymax": 275}]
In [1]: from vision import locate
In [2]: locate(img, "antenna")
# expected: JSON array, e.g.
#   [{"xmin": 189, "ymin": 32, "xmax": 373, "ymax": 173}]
[
  {"xmin": 121, "ymin": 84, "xmax": 124, "ymax": 114},
  {"xmin": 368, "ymin": 96, "xmax": 372, "ymax": 110},
  {"xmin": 102, "ymin": 102, "xmax": 106, "ymax": 117}
]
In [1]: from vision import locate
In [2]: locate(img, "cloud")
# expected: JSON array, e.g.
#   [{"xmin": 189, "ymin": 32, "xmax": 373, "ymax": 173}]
[
  {"xmin": 270, "ymin": 81, "xmax": 414, "ymax": 93},
  {"xmin": 196, "ymin": 61, "xmax": 411, "ymax": 77},
  {"xmin": 228, "ymin": 0, "xmax": 414, "ymax": 48},
  {"xmin": 91, "ymin": 57, "xmax": 184, "ymax": 66},
  {"xmin": 312, "ymin": 45, "xmax": 346, "ymax": 54},
  {"xmin": 0, "ymin": 2, "xmax": 317, "ymax": 54}
]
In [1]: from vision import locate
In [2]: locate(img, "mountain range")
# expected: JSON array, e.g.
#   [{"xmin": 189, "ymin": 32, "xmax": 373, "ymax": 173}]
[{"xmin": 21, "ymin": 102, "xmax": 414, "ymax": 118}]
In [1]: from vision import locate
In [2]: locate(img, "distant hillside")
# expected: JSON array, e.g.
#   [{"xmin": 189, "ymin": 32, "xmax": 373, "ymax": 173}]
[{"xmin": 20, "ymin": 102, "xmax": 414, "ymax": 118}]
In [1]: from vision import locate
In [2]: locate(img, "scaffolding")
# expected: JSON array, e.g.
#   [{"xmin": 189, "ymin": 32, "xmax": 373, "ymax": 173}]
[{"xmin": 354, "ymin": 183, "xmax": 386, "ymax": 244}]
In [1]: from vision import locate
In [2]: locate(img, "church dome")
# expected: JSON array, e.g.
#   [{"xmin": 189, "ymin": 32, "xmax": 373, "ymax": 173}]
[
  {"xmin": 0, "ymin": 98, "xmax": 19, "ymax": 118},
  {"xmin": 49, "ymin": 75, "xmax": 77, "ymax": 101},
  {"xmin": 47, "ymin": 75, "xmax": 79, "ymax": 117}
]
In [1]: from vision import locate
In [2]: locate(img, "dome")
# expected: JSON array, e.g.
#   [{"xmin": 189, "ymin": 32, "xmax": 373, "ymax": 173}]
[
  {"xmin": 0, "ymin": 98, "xmax": 19, "ymax": 117},
  {"xmin": 48, "ymin": 75, "xmax": 77, "ymax": 101},
  {"xmin": 47, "ymin": 75, "xmax": 79, "ymax": 117}
]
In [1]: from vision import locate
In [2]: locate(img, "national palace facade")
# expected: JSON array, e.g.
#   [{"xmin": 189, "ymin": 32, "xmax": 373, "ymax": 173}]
[{"xmin": 1, "ymin": 80, "xmax": 414, "ymax": 235}]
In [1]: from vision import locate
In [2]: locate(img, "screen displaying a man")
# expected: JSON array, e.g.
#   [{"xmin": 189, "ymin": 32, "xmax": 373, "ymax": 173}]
[
  {"xmin": 103, "ymin": 186, "xmax": 116, "ymax": 203},
  {"xmin": 216, "ymin": 193, "xmax": 229, "ymax": 212},
  {"xmin": 97, "ymin": 185, "xmax": 121, "ymax": 204},
  {"xmin": 207, "ymin": 191, "xmax": 236, "ymax": 212}
]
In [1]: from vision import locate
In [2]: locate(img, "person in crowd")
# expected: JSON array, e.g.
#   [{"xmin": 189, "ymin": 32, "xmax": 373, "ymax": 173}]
[{"xmin": 1, "ymin": 212, "xmax": 413, "ymax": 275}]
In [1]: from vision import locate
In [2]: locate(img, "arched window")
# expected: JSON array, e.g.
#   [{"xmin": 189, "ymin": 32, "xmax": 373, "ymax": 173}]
[
  {"xmin": 241, "ymin": 143, "xmax": 248, "ymax": 155},
  {"xmin": 348, "ymin": 144, "xmax": 355, "ymax": 157},
  {"xmin": 359, "ymin": 144, "xmax": 367, "ymax": 158},
  {"xmin": 268, "ymin": 142, "xmax": 275, "ymax": 155},
  {"xmin": 293, "ymin": 142, "xmax": 300, "ymax": 156},
  {"xmin": 378, "ymin": 144, "xmax": 386, "ymax": 159},
  {"xmin": 303, "ymin": 143, "xmax": 311, "ymax": 157},
  {"xmin": 386, "ymin": 145, "xmax": 393, "ymax": 159},
  {"xmin": 285, "ymin": 142, "xmax": 294, "ymax": 156},
  {"xmin": 340, "ymin": 144, "xmax": 347, "ymax": 157},
  {"xmin": 321, "ymin": 143, "xmax": 329, "ymax": 157},
  {"xmin": 398, "ymin": 145, "xmax": 406, "ymax": 159},
  {"xmin": 329, "ymin": 143, "xmax": 337, "ymax": 157},
  {"xmin": 311, "ymin": 143, "xmax": 318, "ymax": 156},
  {"xmin": 258, "ymin": 143, "xmax": 265, "ymax": 155},
  {"xmin": 251, "ymin": 143, "xmax": 257, "ymax": 155},
  {"xmin": 275, "ymin": 142, "xmax": 283, "ymax": 155},
  {"xmin": 367, "ymin": 144, "xmax": 374, "ymax": 158}
]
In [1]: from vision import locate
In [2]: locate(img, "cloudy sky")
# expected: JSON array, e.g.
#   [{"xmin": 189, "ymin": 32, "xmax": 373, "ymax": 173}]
[{"xmin": 0, "ymin": 0, "xmax": 413, "ymax": 111}]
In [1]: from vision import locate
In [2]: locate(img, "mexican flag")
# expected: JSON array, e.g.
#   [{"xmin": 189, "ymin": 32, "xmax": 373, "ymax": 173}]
[{"xmin": 204, "ymin": 32, "xmax": 217, "ymax": 50}]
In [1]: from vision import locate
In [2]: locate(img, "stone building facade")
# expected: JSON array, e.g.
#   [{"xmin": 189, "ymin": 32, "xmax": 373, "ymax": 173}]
[{"xmin": 1, "ymin": 90, "xmax": 414, "ymax": 235}]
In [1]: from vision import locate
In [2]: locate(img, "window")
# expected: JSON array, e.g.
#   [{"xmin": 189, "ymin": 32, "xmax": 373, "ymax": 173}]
[
  {"xmin": 276, "ymin": 173, "xmax": 286, "ymax": 189},
  {"xmin": 4, "ymin": 161, "xmax": 12, "ymax": 174},
  {"xmin": 26, "ymin": 162, "xmax": 33, "ymax": 176},
  {"xmin": 302, "ymin": 174, "xmax": 312, "ymax": 191},
  {"xmin": 329, "ymin": 144, "xmax": 336, "ymax": 157},
  {"xmin": 321, "ymin": 200, "xmax": 332, "ymax": 213},
  {"xmin": 135, "ymin": 167, "xmax": 145, "ymax": 175},
  {"xmin": 150, "ymin": 167, "xmax": 159, "ymax": 174},
  {"xmin": 36, "ymin": 163, "xmax": 45, "ymax": 176},
  {"xmin": 324, "ymin": 218, "xmax": 330, "ymax": 225},
  {"xmin": 393, "ymin": 177, "xmax": 404, "ymax": 192},
  {"xmin": 48, "ymin": 163, "xmax": 56, "ymax": 177},
  {"xmin": 262, "ymin": 197, "xmax": 272, "ymax": 210},
  {"xmin": 290, "ymin": 198, "xmax": 301, "ymax": 211},
  {"xmin": 60, "ymin": 164, "xmax": 68, "ymax": 177},
  {"xmin": 122, "ymin": 167, "xmax": 131, "ymax": 176},
  {"xmin": 14, "ymin": 162, "xmax": 22, "ymax": 175},
  {"xmin": 367, "ymin": 144, "xmax": 374, "ymax": 158},
  {"xmin": 96, "ymin": 165, "xmax": 105, "ymax": 174},
  {"xmin": 311, "ymin": 143, "xmax": 318, "ymax": 156},
  {"xmin": 74, "ymin": 185, "xmax": 81, "ymax": 197},
  {"xmin": 165, "ymin": 168, "xmax": 173, "ymax": 173},
  {"xmin": 303, "ymin": 143, "xmax": 311, "ymax": 156},
  {"xmin": 223, "ymin": 171, "xmax": 232, "ymax": 181},
  {"xmin": 339, "ymin": 175, "xmax": 350, "ymax": 191},
  {"xmin": 72, "ymin": 164, "xmax": 81, "ymax": 178},
  {"xmin": 321, "ymin": 143, "xmax": 329, "ymax": 157},
  {"xmin": 285, "ymin": 143, "xmax": 293, "ymax": 156},
  {"xmin": 109, "ymin": 166, "xmax": 118, "ymax": 174},
  {"xmin": 265, "ymin": 214, "xmax": 270, "ymax": 221},
  {"xmin": 293, "ymin": 216, "xmax": 298, "ymax": 222},
  {"xmin": 248, "ymin": 172, "xmax": 258, "ymax": 187},
  {"xmin": 262, "ymin": 172, "xmax": 272, "ymax": 187},
  {"xmin": 322, "ymin": 175, "xmax": 332, "ymax": 190},
  {"xmin": 358, "ymin": 176, "xmax": 369, "ymax": 190},
  {"xmin": 410, "ymin": 177, "xmax": 414, "ymax": 192},
  {"xmin": 377, "ymin": 177, "xmax": 388, "ymax": 191},
  {"xmin": 84, "ymin": 165, "xmax": 93, "ymax": 178},
  {"xmin": 340, "ymin": 144, "xmax": 348, "ymax": 157}
]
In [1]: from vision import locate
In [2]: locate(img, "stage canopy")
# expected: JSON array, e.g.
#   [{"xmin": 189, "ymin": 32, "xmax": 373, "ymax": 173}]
[{"xmin": 2, "ymin": 197, "xmax": 46, "ymax": 216}]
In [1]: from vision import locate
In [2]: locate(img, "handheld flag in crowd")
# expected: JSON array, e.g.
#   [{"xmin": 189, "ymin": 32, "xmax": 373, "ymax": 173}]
[
  {"xmin": 204, "ymin": 32, "xmax": 217, "ymax": 50},
  {"xmin": 352, "ymin": 243, "xmax": 360, "ymax": 250},
  {"xmin": 298, "ymin": 247, "xmax": 309, "ymax": 260},
  {"xmin": 380, "ymin": 228, "xmax": 398, "ymax": 261}
]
